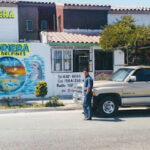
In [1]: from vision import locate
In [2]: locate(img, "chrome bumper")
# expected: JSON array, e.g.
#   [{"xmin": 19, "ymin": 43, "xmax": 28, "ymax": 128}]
[{"xmin": 73, "ymin": 92, "xmax": 84, "ymax": 103}]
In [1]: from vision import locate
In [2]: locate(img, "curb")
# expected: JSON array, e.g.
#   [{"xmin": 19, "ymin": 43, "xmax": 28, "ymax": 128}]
[{"xmin": 0, "ymin": 106, "xmax": 82, "ymax": 114}]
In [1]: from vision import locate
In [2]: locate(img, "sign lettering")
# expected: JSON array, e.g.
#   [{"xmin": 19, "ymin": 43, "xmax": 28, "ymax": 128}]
[
  {"xmin": 0, "ymin": 10, "xmax": 14, "ymax": 18},
  {"xmin": 0, "ymin": 43, "xmax": 30, "ymax": 56}
]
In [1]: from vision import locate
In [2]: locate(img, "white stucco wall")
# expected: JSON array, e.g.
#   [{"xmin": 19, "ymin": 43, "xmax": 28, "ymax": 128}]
[
  {"xmin": 0, "ymin": 5, "xmax": 19, "ymax": 42},
  {"xmin": 49, "ymin": 47, "xmax": 95, "ymax": 98},
  {"xmin": 108, "ymin": 14, "xmax": 150, "ymax": 26},
  {"xmin": 113, "ymin": 50, "xmax": 125, "ymax": 72},
  {"xmin": 50, "ymin": 72, "xmax": 94, "ymax": 98}
]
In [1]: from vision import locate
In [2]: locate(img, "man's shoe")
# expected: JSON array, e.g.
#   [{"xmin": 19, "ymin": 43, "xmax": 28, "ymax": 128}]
[{"xmin": 84, "ymin": 118, "xmax": 92, "ymax": 120}]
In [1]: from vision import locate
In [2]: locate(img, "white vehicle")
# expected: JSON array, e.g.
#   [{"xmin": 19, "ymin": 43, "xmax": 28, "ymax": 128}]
[{"xmin": 73, "ymin": 66, "xmax": 150, "ymax": 117}]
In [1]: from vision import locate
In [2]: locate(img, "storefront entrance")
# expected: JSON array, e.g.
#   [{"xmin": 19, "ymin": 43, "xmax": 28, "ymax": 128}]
[{"xmin": 51, "ymin": 48, "xmax": 94, "ymax": 97}]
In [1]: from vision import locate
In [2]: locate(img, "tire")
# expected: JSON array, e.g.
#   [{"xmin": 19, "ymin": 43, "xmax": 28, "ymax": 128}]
[{"xmin": 98, "ymin": 95, "xmax": 119, "ymax": 117}]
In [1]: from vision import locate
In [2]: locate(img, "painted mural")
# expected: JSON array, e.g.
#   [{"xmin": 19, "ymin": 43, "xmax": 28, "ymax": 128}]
[
  {"xmin": 0, "ymin": 55, "xmax": 45, "ymax": 96},
  {"xmin": 0, "ymin": 57, "xmax": 26, "ymax": 93}
]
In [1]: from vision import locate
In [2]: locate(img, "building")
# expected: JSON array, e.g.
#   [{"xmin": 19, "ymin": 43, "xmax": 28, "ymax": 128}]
[
  {"xmin": 108, "ymin": 6, "xmax": 150, "ymax": 26},
  {"xmin": 41, "ymin": 32, "xmax": 97, "ymax": 97},
  {"xmin": 4, "ymin": 0, "xmax": 150, "ymax": 99},
  {"xmin": 63, "ymin": 3, "xmax": 110, "ymax": 34},
  {"xmin": 40, "ymin": 32, "xmax": 124, "ymax": 97},
  {"xmin": 18, "ymin": 1, "xmax": 56, "ymax": 41},
  {"xmin": 0, "ymin": 1, "xmax": 19, "ymax": 42},
  {"xmin": 0, "ymin": 0, "xmax": 52, "ymax": 99},
  {"xmin": 18, "ymin": 2, "xmax": 111, "ymax": 40}
]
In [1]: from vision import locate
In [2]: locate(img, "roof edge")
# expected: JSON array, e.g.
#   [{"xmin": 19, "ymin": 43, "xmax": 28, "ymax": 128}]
[{"xmin": 49, "ymin": 42, "xmax": 99, "ymax": 47}]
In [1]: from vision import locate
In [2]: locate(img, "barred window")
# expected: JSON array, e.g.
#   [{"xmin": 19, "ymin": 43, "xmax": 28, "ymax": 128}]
[
  {"xmin": 52, "ymin": 50, "xmax": 72, "ymax": 72},
  {"xmin": 52, "ymin": 49, "xmax": 92, "ymax": 72},
  {"xmin": 26, "ymin": 20, "xmax": 33, "ymax": 31}
]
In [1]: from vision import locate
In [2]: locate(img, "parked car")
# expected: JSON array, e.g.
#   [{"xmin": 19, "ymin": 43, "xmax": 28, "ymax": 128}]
[{"xmin": 73, "ymin": 66, "xmax": 150, "ymax": 117}]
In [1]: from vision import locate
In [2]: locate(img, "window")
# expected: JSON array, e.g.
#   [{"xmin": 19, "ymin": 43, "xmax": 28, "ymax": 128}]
[
  {"xmin": 52, "ymin": 49, "xmax": 92, "ymax": 72},
  {"xmin": 41, "ymin": 20, "xmax": 48, "ymax": 31},
  {"xmin": 73, "ymin": 50, "xmax": 92, "ymax": 72},
  {"xmin": 133, "ymin": 69, "xmax": 150, "ymax": 82},
  {"xmin": 52, "ymin": 50, "xmax": 72, "ymax": 72},
  {"xmin": 108, "ymin": 68, "xmax": 134, "ymax": 82},
  {"xmin": 53, "ymin": 50, "xmax": 62, "ymax": 72},
  {"xmin": 26, "ymin": 20, "xmax": 33, "ymax": 31},
  {"xmin": 63, "ymin": 51, "xmax": 72, "ymax": 71},
  {"xmin": 95, "ymin": 50, "xmax": 113, "ymax": 70}
]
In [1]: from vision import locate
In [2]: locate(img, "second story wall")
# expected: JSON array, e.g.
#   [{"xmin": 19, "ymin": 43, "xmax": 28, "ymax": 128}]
[
  {"xmin": 63, "ymin": 4, "xmax": 110, "ymax": 33},
  {"xmin": 64, "ymin": 9, "xmax": 108, "ymax": 30},
  {"xmin": 0, "ymin": 4, "xmax": 19, "ymax": 42},
  {"xmin": 18, "ymin": 2, "xmax": 56, "ymax": 41},
  {"xmin": 18, "ymin": 5, "xmax": 39, "ymax": 41},
  {"xmin": 108, "ymin": 8, "xmax": 150, "ymax": 26}
]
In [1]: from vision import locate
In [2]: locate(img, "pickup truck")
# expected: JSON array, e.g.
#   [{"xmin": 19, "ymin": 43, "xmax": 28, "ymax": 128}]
[{"xmin": 73, "ymin": 66, "xmax": 150, "ymax": 117}]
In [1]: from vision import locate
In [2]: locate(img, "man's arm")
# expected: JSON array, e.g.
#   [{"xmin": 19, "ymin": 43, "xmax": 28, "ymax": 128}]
[
  {"xmin": 86, "ymin": 88, "xmax": 90, "ymax": 95},
  {"xmin": 86, "ymin": 78, "xmax": 91, "ymax": 95}
]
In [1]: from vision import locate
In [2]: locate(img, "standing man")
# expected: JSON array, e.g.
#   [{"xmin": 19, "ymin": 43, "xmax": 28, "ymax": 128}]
[{"xmin": 83, "ymin": 68, "xmax": 93, "ymax": 120}]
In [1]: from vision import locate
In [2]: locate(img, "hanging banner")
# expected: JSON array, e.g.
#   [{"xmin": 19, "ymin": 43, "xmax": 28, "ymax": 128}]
[{"xmin": 0, "ymin": 43, "xmax": 30, "ymax": 56}]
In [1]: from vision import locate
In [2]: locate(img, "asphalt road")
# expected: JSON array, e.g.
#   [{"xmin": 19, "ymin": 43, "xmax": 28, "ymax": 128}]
[{"xmin": 0, "ymin": 108, "xmax": 150, "ymax": 150}]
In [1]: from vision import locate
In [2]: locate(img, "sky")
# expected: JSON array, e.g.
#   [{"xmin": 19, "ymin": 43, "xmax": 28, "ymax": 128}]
[{"xmin": 34, "ymin": 0, "xmax": 150, "ymax": 7}]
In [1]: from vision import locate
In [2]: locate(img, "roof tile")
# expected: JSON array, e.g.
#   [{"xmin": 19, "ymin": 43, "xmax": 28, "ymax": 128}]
[
  {"xmin": 64, "ymin": 2, "xmax": 110, "ymax": 8},
  {"xmin": 111, "ymin": 6, "xmax": 150, "ymax": 12},
  {"xmin": 44, "ymin": 32, "xmax": 100, "ymax": 44},
  {"xmin": 0, "ymin": 0, "xmax": 55, "ymax": 4}
]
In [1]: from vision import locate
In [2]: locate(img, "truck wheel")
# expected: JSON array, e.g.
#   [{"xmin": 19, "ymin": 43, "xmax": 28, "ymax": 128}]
[{"xmin": 98, "ymin": 96, "xmax": 119, "ymax": 117}]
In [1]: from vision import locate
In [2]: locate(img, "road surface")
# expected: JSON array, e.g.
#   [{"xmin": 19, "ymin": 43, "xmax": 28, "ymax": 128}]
[{"xmin": 0, "ymin": 108, "xmax": 150, "ymax": 150}]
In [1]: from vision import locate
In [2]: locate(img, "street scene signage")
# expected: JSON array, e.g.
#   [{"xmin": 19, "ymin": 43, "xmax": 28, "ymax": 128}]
[
  {"xmin": 0, "ymin": 43, "xmax": 30, "ymax": 56},
  {"xmin": 0, "ymin": 10, "xmax": 14, "ymax": 18}
]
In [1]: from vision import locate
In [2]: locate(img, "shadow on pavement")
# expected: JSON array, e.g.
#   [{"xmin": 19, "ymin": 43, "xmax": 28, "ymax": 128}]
[
  {"xmin": 92, "ymin": 108, "xmax": 150, "ymax": 122},
  {"xmin": 92, "ymin": 117, "xmax": 123, "ymax": 122},
  {"xmin": 118, "ymin": 108, "xmax": 150, "ymax": 118}
]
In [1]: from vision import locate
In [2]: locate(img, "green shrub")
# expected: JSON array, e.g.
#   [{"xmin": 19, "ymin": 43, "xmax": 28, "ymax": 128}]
[
  {"xmin": 35, "ymin": 81, "xmax": 47, "ymax": 97},
  {"xmin": 1, "ymin": 97, "xmax": 12, "ymax": 106},
  {"xmin": 35, "ymin": 81, "xmax": 48, "ymax": 105},
  {"xmin": 12, "ymin": 94, "xmax": 24, "ymax": 106},
  {"xmin": 45, "ymin": 96, "xmax": 64, "ymax": 107}
]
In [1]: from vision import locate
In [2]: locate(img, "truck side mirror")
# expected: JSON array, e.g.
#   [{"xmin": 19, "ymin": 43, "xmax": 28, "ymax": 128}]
[{"xmin": 128, "ymin": 76, "xmax": 136, "ymax": 82}]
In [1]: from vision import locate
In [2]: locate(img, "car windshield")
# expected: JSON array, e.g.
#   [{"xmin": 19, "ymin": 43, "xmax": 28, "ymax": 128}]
[{"xmin": 108, "ymin": 68, "xmax": 134, "ymax": 82}]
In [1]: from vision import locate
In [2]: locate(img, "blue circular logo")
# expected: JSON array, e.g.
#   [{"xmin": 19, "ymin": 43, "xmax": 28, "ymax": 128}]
[{"xmin": 0, "ymin": 57, "xmax": 26, "ymax": 93}]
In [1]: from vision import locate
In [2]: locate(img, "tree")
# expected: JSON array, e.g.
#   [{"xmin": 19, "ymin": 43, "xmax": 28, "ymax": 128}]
[
  {"xmin": 100, "ymin": 15, "xmax": 150, "ymax": 51},
  {"xmin": 100, "ymin": 15, "xmax": 150, "ymax": 65}
]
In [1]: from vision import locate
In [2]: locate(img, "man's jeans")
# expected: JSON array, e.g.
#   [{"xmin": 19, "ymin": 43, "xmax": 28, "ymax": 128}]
[{"xmin": 83, "ymin": 93, "xmax": 92, "ymax": 119}]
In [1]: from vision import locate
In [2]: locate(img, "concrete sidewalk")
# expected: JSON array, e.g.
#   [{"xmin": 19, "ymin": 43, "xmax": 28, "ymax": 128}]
[{"xmin": 0, "ymin": 99, "xmax": 82, "ymax": 114}]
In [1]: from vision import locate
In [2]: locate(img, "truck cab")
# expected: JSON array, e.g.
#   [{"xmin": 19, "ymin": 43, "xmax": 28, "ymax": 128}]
[{"xmin": 73, "ymin": 66, "xmax": 150, "ymax": 117}]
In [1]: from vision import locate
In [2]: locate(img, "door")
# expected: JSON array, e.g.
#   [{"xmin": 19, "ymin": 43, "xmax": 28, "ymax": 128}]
[
  {"xmin": 122, "ymin": 68, "xmax": 150, "ymax": 106},
  {"xmin": 79, "ymin": 56, "xmax": 89, "ymax": 72}
]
